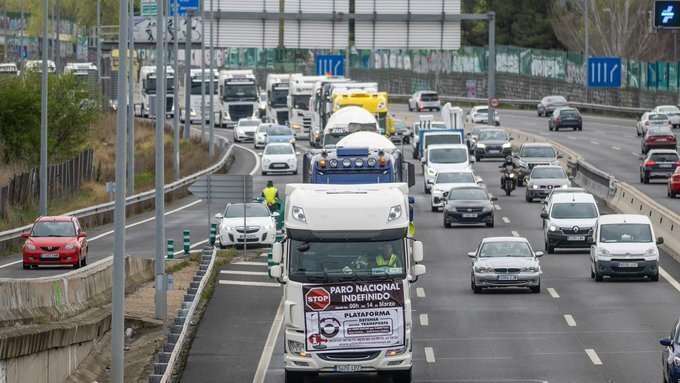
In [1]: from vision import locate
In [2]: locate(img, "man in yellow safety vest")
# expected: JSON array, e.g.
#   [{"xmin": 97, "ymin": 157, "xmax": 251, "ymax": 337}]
[
  {"xmin": 375, "ymin": 244, "xmax": 399, "ymax": 269},
  {"xmin": 262, "ymin": 180, "xmax": 279, "ymax": 213}
]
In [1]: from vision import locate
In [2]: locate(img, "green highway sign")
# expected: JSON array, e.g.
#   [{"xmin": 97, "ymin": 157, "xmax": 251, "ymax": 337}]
[{"xmin": 141, "ymin": 0, "xmax": 157, "ymax": 17}]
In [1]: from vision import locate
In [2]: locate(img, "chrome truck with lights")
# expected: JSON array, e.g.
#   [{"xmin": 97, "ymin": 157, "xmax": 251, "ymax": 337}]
[
  {"xmin": 218, "ymin": 69, "xmax": 259, "ymax": 128},
  {"xmin": 269, "ymin": 183, "xmax": 425, "ymax": 383}
]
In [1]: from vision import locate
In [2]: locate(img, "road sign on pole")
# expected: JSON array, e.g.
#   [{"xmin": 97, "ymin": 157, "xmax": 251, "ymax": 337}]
[
  {"xmin": 170, "ymin": 0, "xmax": 199, "ymax": 16},
  {"xmin": 141, "ymin": 0, "xmax": 157, "ymax": 17},
  {"xmin": 654, "ymin": 1, "xmax": 680, "ymax": 28},
  {"xmin": 587, "ymin": 57, "xmax": 621, "ymax": 87},
  {"xmin": 488, "ymin": 97, "xmax": 500, "ymax": 108},
  {"xmin": 315, "ymin": 55, "xmax": 344, "ymax": 77}
]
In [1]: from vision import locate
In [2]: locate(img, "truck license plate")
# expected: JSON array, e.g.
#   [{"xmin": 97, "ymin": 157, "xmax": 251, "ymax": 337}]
[
  {"xmin": 567, "ymin": 236, "xmax": 585, "ymax": 241},
  {"xmin": 334, "ymin": 365, "xmax": 362, "ymax": 373},
  {"xmin": 497, "ymin": 275, "xmax": 518, "ymax": 281},
  {"xmin": 462, "ymin": 213, "xmax": 478, "ymax": 218},
  {"xmin": 617, "ymin": 262, "xmax": 638, "ymax": 268}
]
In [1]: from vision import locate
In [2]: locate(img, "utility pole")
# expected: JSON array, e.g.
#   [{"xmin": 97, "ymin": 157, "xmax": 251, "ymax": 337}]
[
  {"xmin": 154, "ymin": 0, "xmax": 168, "ymax": 335},
  {"xmin": 200, "ymin": 2, "xmax": 206, "ymax": 141},
  {"xmin": 112, "ymin": 0, "xmax": 129, "ymax": 379},
  {"xmin": 127, "ymin": 0, "xmax": 135, "ymax": 195},
  {"xmin": 584, "ymin": 0, "xmax": 589, "ymax": 102},
  {"xmin": 96, "ymin": 0, "xmax": 101, "ymax": 84},
  {"xmin": 3, "ymin": 0, "xmax": 7, "ymax": 62},
  {"xmin": 184, "ymin": 11, "xmax": 192, "ymax": 139},
  {"xmin": 208, "ymin": 0, "xmax": 215, "ymax": 158},
  {"xmin": 487, "ymin": 12, "xmax": 496, "ymax": 126},
  {"xmin": 39, "ymin": 0, "xmax": 49, "ymax": 216},
  {"xmin": 173, "ymin": 0, "xmax": 180, "ymax": 180},
  {"xmin": 55, "ymin": 0, "xmax": 60, "ymax": 72},
  {"xmin": 19, "ymin": 0, "xmax": 24, "ymax": 66}
]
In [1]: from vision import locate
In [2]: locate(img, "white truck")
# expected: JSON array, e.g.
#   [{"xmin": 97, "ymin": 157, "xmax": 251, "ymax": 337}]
[
  {"xmin": 269, "ymin": 183, "xmax": 425, "ymax": 383},
  {"xmin": 309, "ymin": 78, "xmax": 352, "ymax": 147},
  {"xmin": 24, "ymin": 60, "xmax": 56, "ymax": 73},
  {"xmin": 0, "ymin": 62, "xmax": 19, "ymax": 76},
  {"xmin": 266, "ymin": 73, "xmax": 296, "ymax": 125},
  {"xmin": 138, "ymin": 65, "xmax": 176, "ymax": 118},
  {"xmin": 219, "ymin": 69, "xmax": 259, "ymax": 128},
  {"xmin": 182, "ymin": 68, "xmax": 219, "ymax": 125},
  {"xmin": 63, "ymin": 62, "xmax": 98, "ymax": 86},
  {"xmin": 287, "ymin": 74, "xmax": 327, "ymax": 139},
  {"xmin": 322, "ymin": 106, "xmax": 380, "ymax": 148}
]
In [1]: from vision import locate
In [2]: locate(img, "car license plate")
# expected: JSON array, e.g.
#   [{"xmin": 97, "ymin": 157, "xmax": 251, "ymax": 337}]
[
  {"xmin": 41, "ymin": 253, "xmax": 60, "ymax": 259},
  {"xmin": 567, "ymin": 236, "xmax": 585, "ymax": 241},
  {"xmin": 657, "ymin": 138, "xmax": 667, "ymax": 142},
  {"xmin": 334, "ymin": 365, "xmax": 362, "ymax": 373},
  {"xmin": 239, "ymin": 234, "xmax": 257, "ymax": 240},
  {"xmin": 488, "ymin": 150, "xmax": 500, "ymax": 154},
  {"xmin": 497, "ymin": 275, "xmax": 518, "ymax": 281},
  {"xmin": 617, "ymin": 262, "xmax": 638, "ymax": 268},
  {"xmin": 462, "ymin": 213, "xmax": 478, "ymax": 218},
  {"xmin": 271, "ymin": 164, "xmax": 285, "ymax": 168},
  {"xmin": 659, "ymin": 163, "xmax": 672, "ymax": 168}
]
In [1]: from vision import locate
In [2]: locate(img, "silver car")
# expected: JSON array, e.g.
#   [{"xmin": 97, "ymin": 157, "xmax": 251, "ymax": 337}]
[
  {"xmin": 468, "ymin": 237, "xmax": 543, "ymax": 294},
  {"xmin": 525, "ymin": 165, "xmax": 572, "ymax": 202}
]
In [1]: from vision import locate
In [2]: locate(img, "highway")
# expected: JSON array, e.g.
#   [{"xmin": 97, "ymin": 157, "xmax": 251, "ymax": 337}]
[{"xmin": 180, "ymin": 110, "xmax": 680, "ymax": 382}]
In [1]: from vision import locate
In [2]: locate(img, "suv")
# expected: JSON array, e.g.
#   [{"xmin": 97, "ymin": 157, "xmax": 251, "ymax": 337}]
[
  {"xmin": 22, "ymin": 216, "xmax": 88, "ymax": 269},
  {"xmin": 409, "ymin": 91, "xmax": 441, "ymax": 112},
  {"xmin": 639, "ymin": 149, "xmax": 680, "ymax": 184},
  {"xmin": 589, "ymin": 214, "xmax": 662, "ymax": 282},
  {"xmin": 541, "ymin": 193, "xmax": 599, "ymax": 254},
  {"xmin": 548, "ymin": 107, "xmax": 582, "ymax": 131},
  {"xmin": 514, "ymin": 143, "xmax": 561, "ymax": 186},
  {"xmin": 473, "ymin": 128, "xmax": 512, "ymax": 161}
]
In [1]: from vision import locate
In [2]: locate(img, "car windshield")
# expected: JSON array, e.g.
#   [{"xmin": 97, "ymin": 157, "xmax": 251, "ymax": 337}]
[
  {"xmin": 659, "ymin": 107, "xmax": 679, "ymax": 114},
  {"xmin": 31, "ymin": 221, "xmax": 76, "ymax": 237},
  {"xmin": 599, "ymin": 223, "xmax": 653, "ymax": 243},
  {"xmin": 420, "ymin": 93, "xmax": 439, "ymax": 101},
  {"xmin": 239, "ymin": 120, "xmax": 260, "ymax": 128},
  {"xmin": 545, "ymin": 96, "xmax": 566, "ymax": 104},
  {"xmin": 224, "ymin": 203, "xmax": 271, "ymax": 218},
  {"xmin": 270, "ymin": 89, "xmax": 288, "ymax": 107},
  {"xmin": 288, "ymin": 239, "xmax": 406, "ymax": 283},
  {"xmin": 531, "ymin": 168, "xmax": 566, "ymax": 179},
  {"xmin": 268, "ymin": 126, "xmax": 293, "ymax": 136},
  {"xmin": 650, "ymin": 152, "xmax": 680, "ymax": 162},
  {"xmin": 551, "ymin": 203, "xmax": 598, "ymax": 219},
  {"xmin": 475, "ymin": 108, "xmax": 489, "ymax": 114},
  {"xmin": 648, "ymin": 127, "xmax": 672, "ymax": 135},
  {"xmin": 429, "ymin": 148, "xmax": 467, "ymax": 164},
  {"xmin": 479, "ymin": 241, "xmax": 533, "ymax": 258},
  {"xmin": 521, "ymin": 147, "xmax": 556, "ymax": 158},
  {"xmin": 449, "ymin": 188, "xmax": 488, "ymax": 201},
  {"xmin": 265, "ymin": 145, "xmax": 294, "ymax": 155},
  {"xmin": 649, "ymin": 114, "xmax": 668, "ymax": 121},
  {"xmin": 478, "ymin": 131, "xmax": 507, "ymax": 141},
  {"xmin": 561, "ymin": 110, "xmax": 580, "ymax": 117},
  {"xmin": 437, "ymin": 172, "xmax": 475, "ymax": 184}
]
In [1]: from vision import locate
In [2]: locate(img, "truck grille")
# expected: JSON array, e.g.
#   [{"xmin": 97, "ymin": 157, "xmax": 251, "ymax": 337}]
[
  {"xmin": 317, "ymin": 351, "xmax": 381, "ymax": 361},
  {"xmin": 229, "ymin": 105, "xmax": 253, "ymax": 121},
  {"xmin": 166, "ymin": 96, "xmax": 173, "ymax": 112},
  {"xmin": 302, "ymin": 117, "xmax": 312, "ymax": 130},
  {"xmin": 277, "ymin": 110, "xmax": 289, "ymax": 124}
]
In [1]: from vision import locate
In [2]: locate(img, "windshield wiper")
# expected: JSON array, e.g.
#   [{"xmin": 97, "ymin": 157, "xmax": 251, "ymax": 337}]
[
  {"xmin": 339, "ymin": 266, "xmax": 363, "ymax": 282},
  {"xmin": 369, "ymin": 269, "xmax": 395, "ymax": 282}
]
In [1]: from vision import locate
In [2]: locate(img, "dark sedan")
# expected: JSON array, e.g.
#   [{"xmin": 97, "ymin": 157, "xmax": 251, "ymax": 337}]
[
  {"xmin": 642, "ymin": 127, "xmax": 678, "ymax": 154},
  {"xmin": 443, "ymin": 186, "xmax": 497, "ymax": 228},
  {"xmin": 640, "ymin": 149, "xmax": 680, "ymax": 184},
  {"xmin": 549, "ymin": 107, "xmax": 582, "ymax": 131},
  {"xmin": 473, "ymin": 129, "xmax": 513, "ymax": 161},
  {"xmin": 660, "ymin": 317, "xmax": 680, "ymax": 383},
  {"xmin": 537, "ymin": 95, "xmax": 568, "ymax": 117}
]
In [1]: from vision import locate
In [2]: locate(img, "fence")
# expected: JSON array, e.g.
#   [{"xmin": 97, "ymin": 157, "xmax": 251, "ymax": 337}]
[{"xmin": 0, "ymin": 148, "xmax": 94, "ymax": 219}]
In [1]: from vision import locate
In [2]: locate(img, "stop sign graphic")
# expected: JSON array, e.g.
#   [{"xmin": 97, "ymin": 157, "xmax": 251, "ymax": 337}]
[{"xmin": 305, "ymin": 287, "xmax": 331, "ymax": 311}]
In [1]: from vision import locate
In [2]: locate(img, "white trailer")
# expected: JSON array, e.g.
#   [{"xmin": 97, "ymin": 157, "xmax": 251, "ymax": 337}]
[
  {"xmin": 0, "ymin": 63, "xmax": 19, "ymax": 76},
  {"xmin": 269, "ymin": 182, "xmax": 425, "ymax": 383},
  {"xmin": 138, "ymin": 65, "xmax": 176, "ymax": 119},
  {"xmin": 219, "ymin": 69, "xmax": 258, "ymax": 128},
  {"xmin": 287, "ymin": 74, "xmax": 326, "ymax": 138},
  {"xmin": 182, "ymin": 68, "xmax": 219, "ymax": 125}
]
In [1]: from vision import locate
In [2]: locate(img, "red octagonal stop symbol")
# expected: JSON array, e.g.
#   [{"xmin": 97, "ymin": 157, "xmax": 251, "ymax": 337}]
[{"xmin": 305, "ymin": 287, "xmax": 331, "ymax": 311}]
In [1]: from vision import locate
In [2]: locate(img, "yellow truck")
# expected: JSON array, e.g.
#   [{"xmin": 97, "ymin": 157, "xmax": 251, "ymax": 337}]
[{"xmin": 333, "ymin": 89, "xmax": 394, "ymax": 136}]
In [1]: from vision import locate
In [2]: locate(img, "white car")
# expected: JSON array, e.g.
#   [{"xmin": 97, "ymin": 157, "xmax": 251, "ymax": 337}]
[
  {"xmin": 430, "ymin": 170, "xmax": 482, "ymax": 211},
  {"xmin": 233, "ymin": 117, "xmax": 261, "ymax": 143},
  {"xmin": 215, "ymin": 202, "xmax": 277, "ymax": 248},
  {"xmin": 652, "ymin": 105, "xmax": 680, "ymax": 128},
  {"xmin": 466, "ymin": 106, "xmax": 500, "ymax": 126},
  {"xmin": 589, "ymin": 214, "xmax": 662, "ymax": 282},
  {"xmin": 254, "ymin": 123, "xmax": 273, "ymax": 149},
  {"xmin": 636, "ymin": 112, "xmax": 670, "ymax": 136},
  {"xmin": 408, "ymin": 91, "xmax": 441, "ymax": 112},
  {"xmin": 261, "ymin": 143, "xmax": 297, "ymax": 175},
  {"xmin": 422, "ymin": 144, "xmax": 474, "ymax": 194}
]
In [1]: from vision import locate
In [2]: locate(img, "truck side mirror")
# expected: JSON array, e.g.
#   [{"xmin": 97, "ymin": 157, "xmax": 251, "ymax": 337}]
[
  {"xmin": 270, "ymin": 265, "xmax": 282, "ymax": 278},
  {"xmin": 412, "ymin": 264, "xmax": 426, "ymax": 277},
  {"xmin": 272, "ymin": 242, "xmax": 283, "ymax": 263},
  {"xmin": 412, "ymin": 240, "xmax": 424, "ymax": 263}
]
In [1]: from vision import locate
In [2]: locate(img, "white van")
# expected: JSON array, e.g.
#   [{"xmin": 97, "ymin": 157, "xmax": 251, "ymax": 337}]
[
  {"xmin": 541, "ymin": 192, "xmax": 599, "ymax": 254},
  {"xmin": 422, "ymin": 144, "xmax": 473, "ymax": 194}
]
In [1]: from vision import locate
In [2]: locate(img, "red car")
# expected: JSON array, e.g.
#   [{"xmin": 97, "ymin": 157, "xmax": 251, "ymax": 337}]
[
  {"xmin": 641, "ymin": 126, "xmax": 677, "ymax": 154},
  {"xmin": 669, "ymin": 167, "xmax": 680, "ymax": 198},
  {"xmin": 22, "ymin": 216, "xmax": 88, "ymax": 269}
]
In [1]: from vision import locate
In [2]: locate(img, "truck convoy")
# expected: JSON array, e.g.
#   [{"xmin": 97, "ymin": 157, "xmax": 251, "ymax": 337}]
[
  {"xmin": 184, "ymin": 68, "xmax": 219, "ymax": 125},
  {"xmin": 138, "ymin": 65, "xmax": 175, "ymax": 119},
  {"xmin": 269, "ymin": 182, "xmax": 425, "ymax": 383},
  {"xmin": 266, "ymin": 73, "xmax": 294, "ymax": 125},
  {"xmin": 288, "ymin": 74, "xmax": 327, "ymax": 139},
  {"xmin": 309, "ymin": 78, "xmax": 352, "ymax": 146},
  {"xmin": 219, "ymin": 69, "xmax": 259, "ymax": 128}
]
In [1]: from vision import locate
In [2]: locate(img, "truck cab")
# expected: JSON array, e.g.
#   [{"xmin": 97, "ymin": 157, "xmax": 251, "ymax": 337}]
[
  {"xmin": 138, "ymin": 65, "xmax": 175, "ymax": 119},
  {"xmin": 288, "ymin": 75, "xmax": 327, "ymax": 138},
  {"xmin": 183, "ymin": 68, "xmax": 219, "ymax": 125},
  {"xmin": 267, "ymin": 73, "xmax": 296, "ymax": 125},
  {"xmin": 309, "ymin": 78, "xmax": 352, "ymax": 147},
  {"xmin": 333, "ymin": 89, "xmax": 391, "ymax": 135},
  {"xmin": 219, "ymin": 69, "xmax": 259, "ymax": 128},
  {"xmin": 269, "ymin": 183, "xmax": 425, "ymax": 383}
]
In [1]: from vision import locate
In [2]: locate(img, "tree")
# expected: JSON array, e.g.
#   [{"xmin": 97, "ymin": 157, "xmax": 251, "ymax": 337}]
[{"xmin": 550, "ymin": 0, "xmax": 672, "ymax": 61}]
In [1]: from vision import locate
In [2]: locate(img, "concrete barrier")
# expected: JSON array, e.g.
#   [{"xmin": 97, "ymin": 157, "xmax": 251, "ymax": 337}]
[{"xmin": 0, "ymin": 256, "xmax": 154, "ymax": 327}]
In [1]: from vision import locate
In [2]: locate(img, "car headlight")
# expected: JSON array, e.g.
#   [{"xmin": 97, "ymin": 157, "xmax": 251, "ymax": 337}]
[
  {"xmin": 502, "ymin": 142, "xmax": 511, "ymax": 148},
  {"xmin": 264, "ymin": 223, "xmax": 274, "ymax": 231},
  {"xmin": 674, "ymin": 356, "xmax": 680, "ymax": 367},
  {"xmin": 524, "ymin": 266, "xmax": 538, "ymax": 272},
  {"xmin": 388, "ymin": 205, "xmax": 402, "ymax": 221},
  {"xmin": 482, "ymin": 204, "xmax": 493, "ymax": 212},
  {"xmin": 288, "ymin": 340, "xmax": 309, "ymax": 357},
  {"xmin": 644, "ymin": 247, "xmax": 658, "ymax": 256},
  {"xmin": 190, "ymin": 109, "xmax": 197, "ymax": 117},
  {"xmin": 287, "ymin": 158, "xmax": 296, "ymax": 165},
  {"xmin": 292, "ymin": 206, "xmax": 307, "ymax": 223},
  {"xmin": 597, "ymin": 247, "xmax": 610, "ymax": 257},
  {"xmin": 288, "ymin": 138, "xmax": 296, "ymax": 143},
  {"xmin": 263, "ymin": 158, "xmax": 271, "ymax": 165},
  {"xmin": 532, "ymin": 184, "xmax": 539, "ymax": 189},
  {"xmin": 475, "ymin": 266, "xmax": 494, "ymax": 273},
  {"xmin": 64, "ymin": 243, "xmax": 77, "ymax": 250},
  {"xmin": 549, "ymin": 225, "xmax": 558, "ymax": 232},
  {"xmin": 25, "ymin": 243, "xmax": 36, "ymax": 250},
  {"xmin": 426, "ymin": 167, "xmax": 437, "ymax": 176},
  {"xmin": 476, "ymin": 143, "xmax": 486, "ymax": 148},
  {"xmin": 236, "ymin": 128, "xmax": 244, "ymax": 135}
]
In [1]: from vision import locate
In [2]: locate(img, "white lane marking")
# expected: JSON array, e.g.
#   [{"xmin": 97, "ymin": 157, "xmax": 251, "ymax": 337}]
[
  {"xmin": 585, "ymin": 349, "xmax": 603, "ymax": 365},
  {"xmin": 424, "ymin": 347, "xmax": 436, "ymax": 363},
  {"xmin": 416, "ymin": 287, "xmax": 426, "ymax": 298},
  {"xmin": 660, "ymin": 267, "xmax": 680, "ymax": 292},
  {"xmin": 611, "ymin": 146, "xmax": 621, "ymax": 151},
  {"xmin": 502, "ymin": 217, "xmax": 510, "ymax": 224},
  {"xmin": 547, "ymin": 288, "xmax": 560, "ymax": 298},
  {"xmin": 220, "ymin": 270, "xmax": 269, "ymax": 276},
  {"xmin": 564, "ymin": 315, "xmax": 577, "ymax": 327},
  {"xmin": 631, "ymin": 152, "xmax": 639, "ymax": 157},
  {"xmin": 219, "ymin": 280, "xmax": 280, "ymax": 287},
  {"xmin": 234, "ymin": 143, "xmax": 261, "ymax": 176},
  {"xmin": 419, "ymin": 314, "xmax": 429, "ymax": 326},
  {"xmin": 234, "ymin": 261, "xmax": 268, "ymax": 266},
  {"xmin": 589, "ymin": 141, "xmax": 600, "ymax": 145},
  {"xmin": 624, "ymin": 135, "xmax": 636, "ymax": 139},
  {"xmin": 172, "ymin": 239, "xmax": 208, "ymax": 256},
  {"xmin": 511, "ymin": 230, "xmax": 520, "ymax": 237},
  {"xmin": 567, "ymin": 136, "xmax": 577, "ymax": 140},
  {"xmin": 252, "ymin": 298, "xmax": 285, "ymax": 383},
  {"xmin": 494, "ymin": 204, "xmax": 501, "ymax": 210}
]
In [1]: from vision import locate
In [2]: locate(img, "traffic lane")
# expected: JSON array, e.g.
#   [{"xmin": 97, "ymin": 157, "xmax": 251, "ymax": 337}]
[{"xmin": 0, "ymin": 144, "xmax": 258, "ymax": 279}]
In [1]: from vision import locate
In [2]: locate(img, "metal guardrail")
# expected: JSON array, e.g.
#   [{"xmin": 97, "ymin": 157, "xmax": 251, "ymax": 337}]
[{"xmin": 0, "ymin": 137, "xmax": 233, "ymax": 255}]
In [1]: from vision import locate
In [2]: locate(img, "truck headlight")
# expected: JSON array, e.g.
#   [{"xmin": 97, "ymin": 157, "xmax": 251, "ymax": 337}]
[
  {"xmin": 386, "ymin": 340, "xmax": 408, "ymax": 356},
  {"xmin": 292, "ymin": 206, "xmax": 307, "ymax": 223},
  {"xmin": 292, "ymin": 124, "xmax": 301, "ymax": 130},
  {"xmin": 561, "ymin": 184, "xmax": 569, "ymax": 188},
  {"xmin": 426, "ymin": 168, "xmax": 437, "ymax": 176},
  {"xmin": 387, "ymin": 205, "xmax": 402, "ymax": 222},
  {"xmin": 288, "ymin": 340, "xmax": 310, "ymax": 357},
  {"xmin": 288, "ymin": 138, "xmax": 295, "ymax": 143}
]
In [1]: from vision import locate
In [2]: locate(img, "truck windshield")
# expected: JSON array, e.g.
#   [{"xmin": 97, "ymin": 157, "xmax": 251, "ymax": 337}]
[
  {"xmin": 292, "ymin": 95, "xmax": 310, "ymax": 110},
  {"xmin": 223, "ymin": 83, "xmax": 257, "ymax": 101},
  {"xmin": 270, "ymin": 89, "xmax": 288, "ymax": 107},
  {"xmin": 191, "ymin": 80, "xmax": 218, "ymax": 95},
  {"xmin": 424, "ymin": 134, "xmax": 461, "ymax": 149},
  {"xmin": 145, "ymin": 78, "xmax": 175, "ymax": 94},
  {"xmin": 428, "ymin": 148, "xmax": 467, "ymax": 164},
  {"xmin": 288, "ymin": 239, "xmax": 406, "ymax": 283}
]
